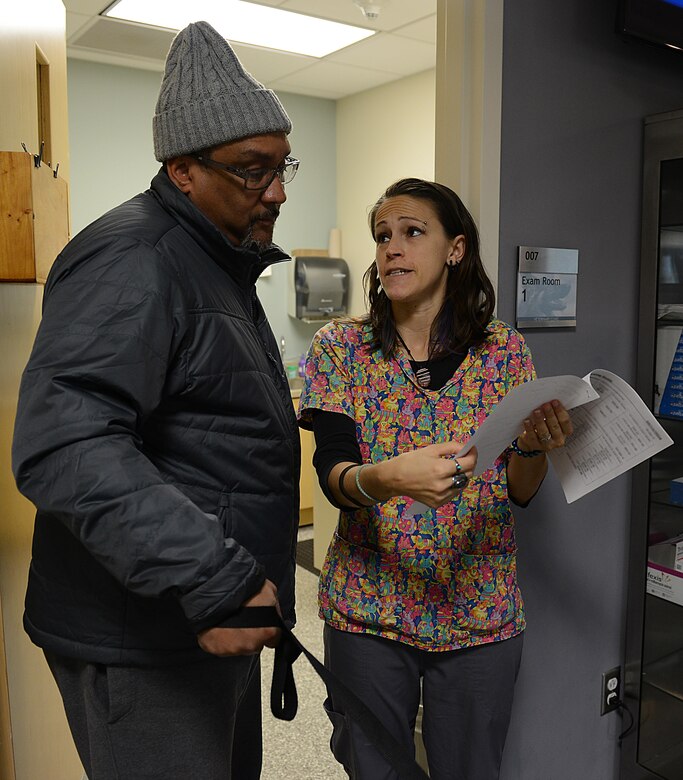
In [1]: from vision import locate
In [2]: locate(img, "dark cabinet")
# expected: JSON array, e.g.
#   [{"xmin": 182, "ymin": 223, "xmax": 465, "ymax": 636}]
[{"xmin": 623, "ymin": 110, "xmax": 683, "ymax": 780}]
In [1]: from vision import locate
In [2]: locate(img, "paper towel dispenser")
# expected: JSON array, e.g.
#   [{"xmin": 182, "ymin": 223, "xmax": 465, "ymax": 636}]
[{"xmin": 288, "ymin": 256, "xmax": 349, "ymax": 322}]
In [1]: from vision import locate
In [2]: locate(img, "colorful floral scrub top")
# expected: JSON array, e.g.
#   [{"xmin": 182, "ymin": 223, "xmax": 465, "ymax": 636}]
[{"xmin": 298, "ymin": 318, "xmax": 536, "ymax": 652}]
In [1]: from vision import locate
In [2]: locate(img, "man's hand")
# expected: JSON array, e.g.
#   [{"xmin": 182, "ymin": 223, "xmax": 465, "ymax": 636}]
[{"xmin": 197, "ymin": 579, "xmax": 281, "ymax": 656}]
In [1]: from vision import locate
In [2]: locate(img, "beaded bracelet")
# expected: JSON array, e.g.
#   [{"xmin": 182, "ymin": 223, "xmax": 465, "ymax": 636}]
[
  {"xmin": 355, "ymin": 464, "xmax": 381, "ymax": 504},
  {"xmin": 510, "ymin": 437, "xmax": 543, "ymax": 458}
]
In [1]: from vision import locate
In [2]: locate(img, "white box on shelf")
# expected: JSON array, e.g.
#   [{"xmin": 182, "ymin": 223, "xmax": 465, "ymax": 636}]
[
  {"xmin": 647, "ymin": 562, "xmax": 683, "ymax": 606},
  {"xmin": 648, "ymin": 533, "xmax": 683, "ymax": 573}
]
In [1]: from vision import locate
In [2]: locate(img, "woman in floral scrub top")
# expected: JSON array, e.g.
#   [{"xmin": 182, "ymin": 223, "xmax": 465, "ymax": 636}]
[{"xmin": 298, "ymin": 179, "xmax": 572, "ymax": 780}]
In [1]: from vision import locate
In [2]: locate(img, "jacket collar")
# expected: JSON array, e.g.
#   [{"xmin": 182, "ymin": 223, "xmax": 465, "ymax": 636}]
[{"xmin": 149, "ymin": 167, "xmax": 290, "ymax": 286}]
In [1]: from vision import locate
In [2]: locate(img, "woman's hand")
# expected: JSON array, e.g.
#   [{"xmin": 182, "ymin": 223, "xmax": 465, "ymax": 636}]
[
  {"xmin": 516, "ymin": 399, "xmax": 573, "ymax": 453},
  {"xmin": 507, "ymin": 399, "xmax": 572, "ymax": 505},
  {"xmin": 373, "ymin": 441, "xmax": 478, "ymax": 509}
]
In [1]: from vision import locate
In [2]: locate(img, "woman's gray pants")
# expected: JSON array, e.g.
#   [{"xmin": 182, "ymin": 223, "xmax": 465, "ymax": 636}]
[{"xmin": 323, "ymin": 625, "xmax": 523, "ymax": 780}]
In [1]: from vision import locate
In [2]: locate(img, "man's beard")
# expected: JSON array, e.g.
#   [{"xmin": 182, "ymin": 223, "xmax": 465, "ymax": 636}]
[{"xmin": 243, "ymin": 207, "xmax": 279, "ymax": 252}]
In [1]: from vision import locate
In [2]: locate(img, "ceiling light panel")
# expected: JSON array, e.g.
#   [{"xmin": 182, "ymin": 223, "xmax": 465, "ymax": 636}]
[{"xmin": 104, "ymin": 0, "xmax": 375, "ymax": 58}]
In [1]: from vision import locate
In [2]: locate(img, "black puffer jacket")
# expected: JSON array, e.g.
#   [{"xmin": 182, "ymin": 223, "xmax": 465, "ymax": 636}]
[{"xmin": 12, "ymin": 169, "xmax": 300, "ymax": 665}]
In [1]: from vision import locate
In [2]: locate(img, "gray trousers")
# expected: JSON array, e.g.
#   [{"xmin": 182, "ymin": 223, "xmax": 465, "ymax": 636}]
[
  {"xmin": 45, "ymin": 650, "xmax": 262, "ymax": 780},
  {"xmin": 323, "ymin": 626, "xmax": 524, "ymax": 780}
]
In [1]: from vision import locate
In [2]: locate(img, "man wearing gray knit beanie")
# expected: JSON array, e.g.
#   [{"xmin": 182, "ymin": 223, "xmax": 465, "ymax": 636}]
[{"xmin": 14, "ymin": 20, "xmax": 300, "ymax": 780}]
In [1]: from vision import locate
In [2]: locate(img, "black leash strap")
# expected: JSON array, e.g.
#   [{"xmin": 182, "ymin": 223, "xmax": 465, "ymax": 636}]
[{"xmin": 220, "ymin": 606, "xmax": 430, "ymax": 780}]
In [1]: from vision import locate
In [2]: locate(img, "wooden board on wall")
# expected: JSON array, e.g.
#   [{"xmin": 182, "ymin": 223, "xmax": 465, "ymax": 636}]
[
  {"xmin": 0, "ymin": 151, "xmax": 69, "ymax": 282},
  {"xmin": 0, "ymin": 154, "xmax": 33, "ymax": 281}
]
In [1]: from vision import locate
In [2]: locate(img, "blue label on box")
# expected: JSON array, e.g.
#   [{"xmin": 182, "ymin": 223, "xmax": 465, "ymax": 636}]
[
  {"xmin": 671, "ymin": 478, "xmax": 683, "ymax": 506},
  {"xmin": 660, "ymin": 330, "xmax": 683, "ymax": 418}
]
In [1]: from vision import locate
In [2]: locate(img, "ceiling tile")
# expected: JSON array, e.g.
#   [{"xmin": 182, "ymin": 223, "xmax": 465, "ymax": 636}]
[
  {"xmin": 271, "ymin": 59, "xmax": 398, "ymax": 98},
  {"xmin": 393, "ymin": 15, "xmax": 437, "ymax": 44},
  {"xmin": 280, "ymin": 0, "xmax": 436, "ymax": 32},
  {"xmin": 328, "ymin": 31, "xmax": 435, "ymax": 76},
  {"xmin": 69, "ymin": 17, "xmax": 176, "ymax": 60},
  {"xmin": 230, "ymin": 43, "xmax": 315, "ymax": 84},
  {"xmin": 270, "ymin": 81, "xmax": 347, "ymax": 100}
]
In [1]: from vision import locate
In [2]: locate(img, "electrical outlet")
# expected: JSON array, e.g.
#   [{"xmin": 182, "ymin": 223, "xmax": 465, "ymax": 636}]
[{"xmin": 601, "ymin": 666, "xmax": 621, "ymax": 715}]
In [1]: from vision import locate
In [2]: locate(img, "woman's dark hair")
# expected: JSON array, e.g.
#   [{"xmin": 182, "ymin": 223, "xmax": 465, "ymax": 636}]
[{"xmin": 362, "ymin": 177, "xmax": 495, "ymax": 358}]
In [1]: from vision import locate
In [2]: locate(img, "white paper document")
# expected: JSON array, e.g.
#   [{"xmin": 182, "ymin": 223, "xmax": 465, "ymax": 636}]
[
  {"xmin": 406, "ymin": 369, "xmax": 672, "ymax": 515},
  {"xmin": 542, "ymin": 370, "xmax": 673, "ymax": 502},
  {"xmin": 465, "ymin": 368, "xmax": 673, "ymax": 503},
  {"xmin": 460, "ymin": 374, "xmax": 600, "ymax": 477}
]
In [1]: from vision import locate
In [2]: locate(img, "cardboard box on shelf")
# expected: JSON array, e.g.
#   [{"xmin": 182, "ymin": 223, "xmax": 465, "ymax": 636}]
[
  {"xmin": 647, "ymin": 562, "xmax": 683, "ymax": 606},
  {"xmin": 647, "ymin": 533, "xmax": 683, "ymax": 606}
]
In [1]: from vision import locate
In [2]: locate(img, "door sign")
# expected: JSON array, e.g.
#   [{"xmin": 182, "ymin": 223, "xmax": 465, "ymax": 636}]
[{"xmin": 516, "ymin": 246, "xmax": 578, "ymax": 328}]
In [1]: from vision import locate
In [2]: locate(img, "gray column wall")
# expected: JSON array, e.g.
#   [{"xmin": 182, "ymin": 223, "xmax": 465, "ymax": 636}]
[{"xmin": 497, "ymin": 2, "xmax": 683, "ymax": 778}]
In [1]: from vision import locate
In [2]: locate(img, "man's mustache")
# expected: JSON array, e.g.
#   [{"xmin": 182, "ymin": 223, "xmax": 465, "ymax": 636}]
[{"xmin": 252, "ymin": 207, "xmax": 280, "ymax": 224}]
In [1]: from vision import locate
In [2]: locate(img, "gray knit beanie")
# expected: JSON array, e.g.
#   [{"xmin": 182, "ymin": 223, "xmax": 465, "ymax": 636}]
[{"xmin": 153, "ymin": 20, "xmax": 292, "ymax": 161}]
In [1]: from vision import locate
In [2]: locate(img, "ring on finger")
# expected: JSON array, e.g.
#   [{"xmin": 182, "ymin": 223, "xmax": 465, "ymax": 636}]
[
  {"xmin": 539, "ymin": 433, "xmax": 552, "ymax": 443},
  {"xmin": 452, "ymin": 472, "xmax": 468, "ymax": 490}
]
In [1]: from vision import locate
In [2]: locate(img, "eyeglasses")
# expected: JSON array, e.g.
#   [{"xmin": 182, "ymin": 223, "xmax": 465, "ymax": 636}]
[{"xmin": 193, "ymin": 154, "xmax": 300, "ymax": 190}]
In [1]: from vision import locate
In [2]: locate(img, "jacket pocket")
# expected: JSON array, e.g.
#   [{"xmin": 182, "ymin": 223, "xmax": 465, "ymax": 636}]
[{"xmin": 218, "ymin": 491, "xmax": 232, "ymax": 537}]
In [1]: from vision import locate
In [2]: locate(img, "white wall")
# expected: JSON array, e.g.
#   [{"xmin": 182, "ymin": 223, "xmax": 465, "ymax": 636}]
[
  {"xmin": 336, "ymin": 69, "xmax": 436, "ymax": 316},
  {"xmin": 67, "ymin": 61, "xmax": 160, "ymax": 232}
]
